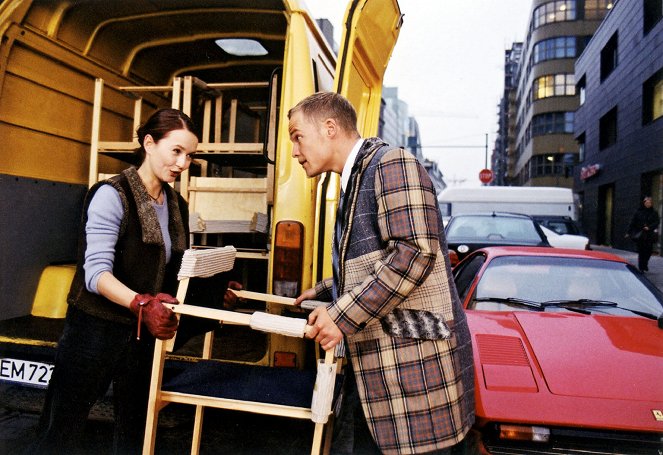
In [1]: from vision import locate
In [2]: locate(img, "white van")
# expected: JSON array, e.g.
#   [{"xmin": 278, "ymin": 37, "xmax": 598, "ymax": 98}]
[{"xmin": 438, "ymin": 186, "xmax": 577, "ymax": 221}]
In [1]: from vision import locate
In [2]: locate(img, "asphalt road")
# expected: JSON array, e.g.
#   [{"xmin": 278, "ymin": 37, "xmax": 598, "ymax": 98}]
[{"xmin": 0, "ymin": 399, "xmax": 317, "ymax": 454}]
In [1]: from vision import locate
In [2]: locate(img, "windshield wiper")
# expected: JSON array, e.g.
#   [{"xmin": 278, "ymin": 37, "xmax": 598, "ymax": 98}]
[
  {"xmin": 474, "ymin": 297, "xmax": 545, "ymax": 311},
  {"xmin": 543, "ymin": 299, "xmax": 660, "ymax": 320},
  {"xmin": 542, "ymin": 299, "xmax": 618, "ymax": 308}
]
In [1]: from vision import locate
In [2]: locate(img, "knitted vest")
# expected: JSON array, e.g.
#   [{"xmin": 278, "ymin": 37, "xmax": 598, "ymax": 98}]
[{"xmin": 67, "ymin": 167, "xmax": 188, "ymax": 324}]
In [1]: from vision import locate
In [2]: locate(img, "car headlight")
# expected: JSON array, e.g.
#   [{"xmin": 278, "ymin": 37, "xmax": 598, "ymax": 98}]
[{"xmin": 458, "ymin": 244, "xmax": 470, "ymax": 254}]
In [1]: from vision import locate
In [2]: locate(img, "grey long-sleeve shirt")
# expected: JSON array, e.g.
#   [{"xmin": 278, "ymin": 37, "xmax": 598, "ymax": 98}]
[{"xmin": 83, "ymin": 184, "xmax": 171, "ymax": 293}]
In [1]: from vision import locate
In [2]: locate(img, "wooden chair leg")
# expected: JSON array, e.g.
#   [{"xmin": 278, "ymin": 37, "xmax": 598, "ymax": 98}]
[
  {"xmin": 322, "ymin": 415, "xmax": 335, "ymax": 455},
  {"xmin": 191, "ymin": 405, "xmax": 205, "ymax": 454},
  {"xmin": 311, "ymin": 422, "xmax": 325, "ymax": 455},
  {"xmin": 143, "ymin": 339, "xmax": 168, "ymax": 455}
]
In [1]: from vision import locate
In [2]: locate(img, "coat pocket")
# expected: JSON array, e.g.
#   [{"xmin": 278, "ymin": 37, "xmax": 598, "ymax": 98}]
[{"xmin": 380, "ymin": 308, "xmax": 452, "ymax": 340}]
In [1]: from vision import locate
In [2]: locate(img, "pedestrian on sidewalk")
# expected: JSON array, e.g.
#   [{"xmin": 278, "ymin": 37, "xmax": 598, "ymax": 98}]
[{"xmin": 626, "ymin": 196, "xmax": 660, "ymax": 272}]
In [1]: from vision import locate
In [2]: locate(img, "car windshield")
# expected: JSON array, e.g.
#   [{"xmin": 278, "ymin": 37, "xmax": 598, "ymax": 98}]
[
  {"xmin": 446, "ymin": 215, "xmax": 543, "ymax": 243},
  {"xmin": 470, "ymin": 255, "xmax": 663, "ymax": 318}
]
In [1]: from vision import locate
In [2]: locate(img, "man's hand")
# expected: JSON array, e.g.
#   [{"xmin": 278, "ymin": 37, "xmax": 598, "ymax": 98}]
[
  {"xmin": 306, "ymin": 306, "xmax": 343, "ymax": 351},
  {"xmin": 223, "ymin": 281, "xmax": 243, "ymax": 310},
  {"xmin": 294, "ymin": 287, "xmax": 317, "ymax": 306},
  {"xmin": 130, "ymin": 293, "xmax": 179, "ymax": 340}
]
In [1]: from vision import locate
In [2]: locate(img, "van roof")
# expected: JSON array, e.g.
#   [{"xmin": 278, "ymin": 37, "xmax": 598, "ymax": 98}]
[{"xmin": 438, "ymin": 186, "xmax": 573, "ymax": 204}]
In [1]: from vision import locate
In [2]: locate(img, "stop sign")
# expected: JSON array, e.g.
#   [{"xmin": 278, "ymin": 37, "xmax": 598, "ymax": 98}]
[{"xmin": 479, "ymin": 168, "xmax": 493, "ymax": 184}]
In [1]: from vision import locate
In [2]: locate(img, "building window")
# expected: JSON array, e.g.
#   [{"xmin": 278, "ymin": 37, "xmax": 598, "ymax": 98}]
[
  {"xmin": 599, "ymin": 107, "xmax": 618, "ymax": 150},
  {"xmin": 577, "ymin": 75, "xmax": 586, "ymax": 105},
  {"xmin": 644, "ymin": 0, "xmax": 663, "ymax": 35},
  {"xmin": 533, "ymin": 1, "xmax": 577, "ymax": 28},
  {"xmin": 576, "ymin": 132, "xmax": 586, "ymax": 162},
  {"xmin": 643, "ymin": 67, "xmax": 663, "ymax": 124},
  {"xmin": 533, "ymin": 73, "xmax": 576, "ymax": 100},
  {"xmin": 600, "ymin": 32, "xmax": 618, "ymax": 81},
  {"xmin": 533, "ymin": 36, "xmax": 577, "ymax": 64},
  {"xmin": 531, "ymin": 154, "xmax": 566, "ymax": 177},
  {"xmin": 584, "ymin": 0, "xmax": 614, "ymax": 20},
  {"xmin": 532, "ymin": 111, "xmax": 575, "ymax": 136}
]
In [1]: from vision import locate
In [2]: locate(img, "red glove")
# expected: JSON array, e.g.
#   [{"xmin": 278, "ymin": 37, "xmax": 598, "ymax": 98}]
[
  {"xmin": 223, "ymin": 281, "xmax": 243, "ymax": 310},
  {"xmin": 130, "ymin": 293, "xmax": 179, "ymax": 340}
]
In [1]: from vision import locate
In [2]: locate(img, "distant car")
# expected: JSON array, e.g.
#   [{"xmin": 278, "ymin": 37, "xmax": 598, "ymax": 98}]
[
  {"xmin": 539, "ymin": 224, "xmax": 590, "ymax": 250},
  {"xmin": 444, "ymin": 212, "xmax": 550, "ymax": 265},
  {"xmin": 453, "ymin": 246, "xmax": 663, "ymax": 454},
  {"xmin": 533, "ymin": 215, "xmax": 583, "ymax": 235}
]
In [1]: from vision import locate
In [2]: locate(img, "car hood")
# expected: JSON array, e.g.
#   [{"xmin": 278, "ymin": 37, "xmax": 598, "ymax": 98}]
[{"xmin": 467, "ymin": 311, "xmax": 663, "ymax": 431}]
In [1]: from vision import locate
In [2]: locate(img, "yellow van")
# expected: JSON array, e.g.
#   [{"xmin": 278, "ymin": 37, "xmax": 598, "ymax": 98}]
[{"xmin": 0, "ymin": 0, "xmax": 402, "ymax": 389}]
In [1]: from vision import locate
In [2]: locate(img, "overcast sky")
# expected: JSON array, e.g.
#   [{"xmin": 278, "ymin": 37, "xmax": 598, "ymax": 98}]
[{"xmin": 306, "ymin": 0, "xmax": 531, "ymax": 187}]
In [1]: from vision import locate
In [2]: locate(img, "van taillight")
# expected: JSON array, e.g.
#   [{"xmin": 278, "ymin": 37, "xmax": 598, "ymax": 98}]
[{"xmin": 273, "ymin": 221, "xmax": 304, "ymax": 297}]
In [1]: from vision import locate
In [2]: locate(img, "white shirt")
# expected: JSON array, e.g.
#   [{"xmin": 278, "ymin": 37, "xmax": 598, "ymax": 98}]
[{"xmin": 340, "ymin": 138, "xmax": 364, "ymax": 192}]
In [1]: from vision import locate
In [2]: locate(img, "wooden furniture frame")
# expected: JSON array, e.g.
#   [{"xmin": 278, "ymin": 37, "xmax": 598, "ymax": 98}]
[{"xmin": 143, "ymin": 280, "xmax": 339, "ymax": 455}]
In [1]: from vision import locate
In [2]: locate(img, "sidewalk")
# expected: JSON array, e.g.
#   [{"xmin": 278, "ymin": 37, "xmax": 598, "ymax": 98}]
[{"xmin": 590, "ymin": 245, "xmax": 663, "ymax": 291}]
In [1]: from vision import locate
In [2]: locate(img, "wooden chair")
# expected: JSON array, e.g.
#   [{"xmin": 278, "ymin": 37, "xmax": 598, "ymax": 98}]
[{"xmin": 142, "ymin": 248, "xmax": 340, "ymax": 455}]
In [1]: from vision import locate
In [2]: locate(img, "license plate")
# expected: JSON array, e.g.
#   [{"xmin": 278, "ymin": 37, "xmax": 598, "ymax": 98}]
[{"xmin": 0, "ymin": 358, "xmax": 53, "ymax": 388}]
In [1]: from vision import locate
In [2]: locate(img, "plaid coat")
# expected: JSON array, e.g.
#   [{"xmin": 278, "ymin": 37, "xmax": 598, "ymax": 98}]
[{"xmin": 315, "ymin": 138, "xmax": 475, "ymax": 454}]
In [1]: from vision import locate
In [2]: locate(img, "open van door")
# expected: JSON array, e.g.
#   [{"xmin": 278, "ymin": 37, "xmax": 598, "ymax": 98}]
[
  {"xmin": 315, "ymin": 0, "xmax": 402, "ymax": 280},
  {"xmin": 334, "ymin": 0, "xmax": 403, "ymax": 136}
]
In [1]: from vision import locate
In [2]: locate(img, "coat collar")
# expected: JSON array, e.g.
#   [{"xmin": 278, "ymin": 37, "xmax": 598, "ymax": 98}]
[{"xmin": 121, "ymin": 167, "xmax": 186, "ymax": 253}]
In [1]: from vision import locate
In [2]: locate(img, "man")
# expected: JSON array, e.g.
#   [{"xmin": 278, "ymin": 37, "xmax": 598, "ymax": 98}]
[{"xmin": 289, "ymin": 92, "xmax": 475, "ymax": 454}]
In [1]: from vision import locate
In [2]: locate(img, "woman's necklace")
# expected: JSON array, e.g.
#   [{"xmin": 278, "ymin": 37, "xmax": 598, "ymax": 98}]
[{"xmin": 148, "ymin": 189, "xmax": 162, "ymax": 203}]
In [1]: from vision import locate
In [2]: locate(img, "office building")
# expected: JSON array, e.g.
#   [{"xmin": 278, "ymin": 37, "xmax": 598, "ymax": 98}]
[
  {"xmin": 508, "ymin": 0, "xmax": 613, "ymax": 187},
  {"xmin": 494, "ymin": 42, "xmax": 523, "ymax": 186},
  {"xmin": 574, "ymin": 0, "xmax": 663, "ymax": 249}
]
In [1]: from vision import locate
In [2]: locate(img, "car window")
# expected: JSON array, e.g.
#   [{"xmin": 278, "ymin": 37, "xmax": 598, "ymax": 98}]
[
  {"xmin": 470, "ymin": 256, "xmax": 663, "ymax": 316},
  {"xmin": 546, "ymin": 220, "xmax": 577, "ymax": 235},
  {"xmin": 447, "ymin": 216, "xmax": 543, "ymax": 242},
  {"xmin": 453, "ymin": 254, "xmax": 486, "ymax": 300}
]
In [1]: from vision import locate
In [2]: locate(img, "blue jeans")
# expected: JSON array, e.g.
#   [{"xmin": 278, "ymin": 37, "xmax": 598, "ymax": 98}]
[{"xmin": 35, "ymin": 305, "xmax": 154, "ymax": 454}]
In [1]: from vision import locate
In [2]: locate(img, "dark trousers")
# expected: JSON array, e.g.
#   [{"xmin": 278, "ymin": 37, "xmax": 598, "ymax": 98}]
[
  {"xmin": 331, "ymin": 361, "xmax": 381, "ymax": 455},
  {"xmin": 637, "ymin": 240, "xmax": 654, "ymax": 271},
  {"xmin": 34, "ymin": 306, "xmax": 154, "ymax": 454}
]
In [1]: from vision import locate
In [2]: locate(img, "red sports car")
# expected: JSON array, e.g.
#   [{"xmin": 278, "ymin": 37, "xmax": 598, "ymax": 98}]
[{"xmin": 452, "ymin": 246, "xmax": 663, "ymax": 454}]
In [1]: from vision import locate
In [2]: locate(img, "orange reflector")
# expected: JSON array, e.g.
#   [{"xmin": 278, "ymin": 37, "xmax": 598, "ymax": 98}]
[
  {"xmin": 273, "ymin": 221, "xmax": 304, "ymax": 297},
  {"xmin": 275, "ymin": 221, "xmax": 303, "ymax": 248},
  {"xmin": 499, "ymin": 424, "xmax": 550, "ymax": 442}
]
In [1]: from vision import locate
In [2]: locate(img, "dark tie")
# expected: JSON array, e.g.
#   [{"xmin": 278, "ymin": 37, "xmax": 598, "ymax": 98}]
[{"xmin": 332, "ymin": 188, "xmax": 345, "ymax": 300}]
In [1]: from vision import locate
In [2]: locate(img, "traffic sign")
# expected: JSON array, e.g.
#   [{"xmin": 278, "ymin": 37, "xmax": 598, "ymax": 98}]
[{"xmin": 479, "ymin": 168, "xmax": 493, "ymax": 184}]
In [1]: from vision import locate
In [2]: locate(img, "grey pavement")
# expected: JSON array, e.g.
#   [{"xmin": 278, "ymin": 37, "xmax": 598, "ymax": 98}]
[{"xmin": 590, "ymin": 245, "xmax": 663, "ymax": 291}]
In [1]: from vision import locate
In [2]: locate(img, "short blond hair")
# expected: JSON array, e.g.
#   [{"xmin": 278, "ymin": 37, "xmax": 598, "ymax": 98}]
[{"xmin": 288, "ymin": 92, "xmax": 359, "ymax": 135}]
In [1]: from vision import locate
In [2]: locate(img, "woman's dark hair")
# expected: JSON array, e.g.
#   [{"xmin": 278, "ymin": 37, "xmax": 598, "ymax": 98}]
[{"xmin": 134, "ymin": 108, "xmax": 196, "ymax": 165}]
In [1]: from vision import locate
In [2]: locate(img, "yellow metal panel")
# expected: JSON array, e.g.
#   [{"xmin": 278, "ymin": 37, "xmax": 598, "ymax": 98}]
[
  {"xmin": 32, "ymin": 264, "xmax": 75, "ymax": 318},
  {"xmin": 272, "ymin": 11, "xmax": 319, "ymax": 292},
  {"xmin": 334, "ymin": 0, "xmax": 402, "ymax": 136}
]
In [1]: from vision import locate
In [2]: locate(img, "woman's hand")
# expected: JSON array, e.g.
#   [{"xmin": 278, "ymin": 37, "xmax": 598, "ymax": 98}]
[{"xmin": 130, "ymin": 293, "xmax": 179, "ymax": 340}]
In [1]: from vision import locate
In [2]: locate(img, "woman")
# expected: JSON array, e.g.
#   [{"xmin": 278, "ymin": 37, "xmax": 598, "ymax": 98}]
[
  {"xmin": 35, "ymin": 108, "xmax": 198, "ymax": 454},
  {"xmin": 627, "ymin": 196, "xmax": 660, "ymax": 272}
]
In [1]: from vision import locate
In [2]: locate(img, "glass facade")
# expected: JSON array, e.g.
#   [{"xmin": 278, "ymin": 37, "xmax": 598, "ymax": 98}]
[
  {"xmin": 533, "ymin": 36, "xmax": 577, "ymax": 63},
  {"xmin": 533, "ymin": 0, "xmax": 577, "ymax": 28},
  {"xmin": 530, "ymin": 154, "xmax": 565, "ymax": 177},
  {"xmin": 532, "ymin": 111, "xmax": 575, "ymax": 136},
  {"xmin": 533, "ymin": 73, "xmax": 576, "ymax": 100},
  {"xmin": 584, "ymin": 0, "xmax": 614, "ymax": 20}
]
